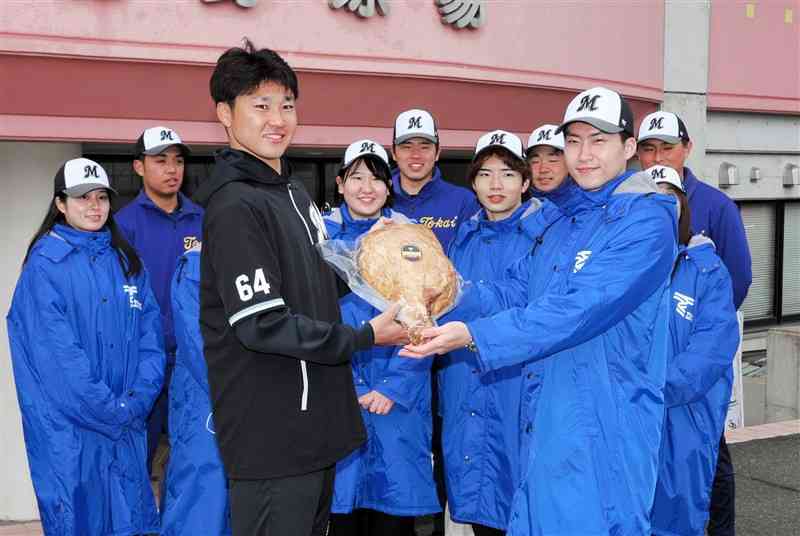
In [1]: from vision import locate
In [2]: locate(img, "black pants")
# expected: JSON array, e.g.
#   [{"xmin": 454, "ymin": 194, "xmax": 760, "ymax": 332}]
[
  {"xmin": 472, "ymin": 523, "xmax": 505, "ymax": 536},
  {"xmin": 328, "ymin": 509, "xmax": 415, "ymax": 536},
  {"xmin": 707, "ymin": 435, "xmax": 735, "ymax": 535},
  {"xmin": 228, "ymin": 466, "xmax": 335, "ymax": 536}
]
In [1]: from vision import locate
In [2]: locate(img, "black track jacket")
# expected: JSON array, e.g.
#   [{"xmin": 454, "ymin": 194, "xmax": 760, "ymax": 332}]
[{"xmin": 194, "ymin": 149, "xmax": 371, "ymax": 479}]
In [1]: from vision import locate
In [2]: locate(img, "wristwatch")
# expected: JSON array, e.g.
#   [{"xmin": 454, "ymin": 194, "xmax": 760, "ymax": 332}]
[{"xmin": 465, "ymin": 339, "xmax": 477, "ymax": 352}]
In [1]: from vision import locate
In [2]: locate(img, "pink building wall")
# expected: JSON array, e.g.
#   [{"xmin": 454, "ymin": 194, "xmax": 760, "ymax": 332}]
[
  {"xmin": 709, "ymin": 1, "xmax": 800, "ymax": 114},
  {"xmin": 1, "ymin": 1, "xmax": 668, "ymax": 148}
]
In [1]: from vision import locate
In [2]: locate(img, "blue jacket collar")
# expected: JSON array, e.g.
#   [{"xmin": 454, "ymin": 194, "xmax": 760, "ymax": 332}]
[
  {"xmin": 454, "ymin": 199, "xmax": 542, "ymax": 250},
  {"xmin": 327, "ymin": 204, "xmax": 392, "ymax": 238},
  {"xmin": 682, "ymin": 167, "xmax": 700, "ymax": 198},
  {"xmin": 531, "ymin": 177, "xmax": 576, "ymax": 206},
  {"xmin": 391, "ymin": 167, "xmax": 443, "ymax": 201},
  {"xmin": 52, "ymin": 223, "xmax": 111, "ymax": 254},
  {"xmin": 134, "ymin": 190, "xmax": 203, "ymax": 217},
  {"xmin": 678, "ymin": 234, "xmax": 720, "ymax": 272}
]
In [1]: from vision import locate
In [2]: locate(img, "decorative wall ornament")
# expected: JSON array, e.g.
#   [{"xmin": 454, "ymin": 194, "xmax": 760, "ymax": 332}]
[
  {"xmin": 329, "ymin": 0, "xmax": 390, "ymax": 18},
  {"xmin": 201, "ymin": 0, "xmax": 258, "ymax": 7},
  {"xmin": 435, "ymin": 0, "xmax": 484, "ymax": 29}
]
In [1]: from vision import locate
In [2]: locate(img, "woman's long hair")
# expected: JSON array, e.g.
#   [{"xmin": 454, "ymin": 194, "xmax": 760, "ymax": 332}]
[
  {"xmin": 23, "ymin": 193, "xmax": 143, "ymax": 277},
  {"xmin": 661, "ymin": 184, "xmax": 692, "ymax": 246}
]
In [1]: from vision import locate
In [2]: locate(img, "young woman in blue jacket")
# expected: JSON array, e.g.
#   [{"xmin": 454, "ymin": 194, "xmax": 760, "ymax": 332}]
[
  {"xmin": 646, "ymin": 165, "xmax": 739, "ymax": 536},
  {"xmin": 439, "ymin": 130, "xmax": 561, "ymax": 536},
  {"xmin": 161, "ymin": 244, "xmax": 231, "ymax": 536},
  {"xmin": 6, "ymin": 158, "xmax": 165, "ymax": 536},
  {"xmin": 325, "ymin": 140, "xmax": 440, "ymax": 536}
]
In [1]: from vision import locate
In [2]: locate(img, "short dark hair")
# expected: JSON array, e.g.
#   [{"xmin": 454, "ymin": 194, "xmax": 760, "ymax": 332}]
[
  {"xmin": 467, "ymin": 146, "xmax": 532, "ymax": 201},
  {"xmin": 335, "ymin": 155, "xmax": 393, "ymax": 208},
  {"xmin": 210, "ymin": 38, "xmax": 299, "ymax": 106}
]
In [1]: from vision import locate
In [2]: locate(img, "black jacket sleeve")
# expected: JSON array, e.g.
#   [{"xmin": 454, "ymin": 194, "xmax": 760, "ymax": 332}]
[{"xmin": 206, "ymin": 195, "xmax": 374, "ymax": 365}]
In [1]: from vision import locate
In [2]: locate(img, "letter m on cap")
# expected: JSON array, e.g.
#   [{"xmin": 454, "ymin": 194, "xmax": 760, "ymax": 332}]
[
  {"xmin": 84, "ymin": 165, "xmax": 99, "ymax": 178},
  {"xmin": 490, "ymin": 133, "xmax": 506, "ymax": 145},
  {"xmin": 160, "ymin": 129, "xmax": 174, "ymax": 141},
  {"xmin": 577, "ymin": 94, "xmax": 601, "ymax": 112},
  {"xmin": 537, "ymin": 129, "xmax": 552, "ymax": 142},
  {"xmin": 649, "ymin": 117, "xmax": 664, "ymax": 130},
  {"xmin": 407, "ymin": 116, "xmax": 422, "ymax": 129},
  {"xmin": 360, "ymin": 142, "xmax": 376, "ymax": 153},
  {"xmin": 651, "ymin": 168, "xmax": 666, "ymax": 179}
]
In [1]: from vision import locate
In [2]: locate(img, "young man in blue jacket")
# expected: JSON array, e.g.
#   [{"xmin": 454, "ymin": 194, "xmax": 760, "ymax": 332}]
[
  {"xmin": 115, "ymin": 126, "xmax": 204, "ymax": 472},
  {"xmin": 391, "ymin": 108, "xmax": 480, "ymax": 535},
  {"xmin": 637, "ymin": 111, "xmax": 751, "ymax": 536},
  {"xmin": 440, "ymin": 130, "xmax": 562, "ymax": 536},
  {"xmin": 403, "ymin": 87, "xmax": 678, "ymax": 536},
  {"xmin": 391, "ymin": 108, "xmax": 480, "ymax": 251}
]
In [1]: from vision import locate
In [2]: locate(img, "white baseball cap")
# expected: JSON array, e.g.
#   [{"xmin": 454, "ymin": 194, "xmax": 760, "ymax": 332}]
[
  {"xmin": 474, "ymin": 130, "xmax": 524, "ymax": 160},
  {"xmin": 343, "ymin": 139, "xmax": 390, "ymax": 168},
  {"xmin": 557, "ymin": 86, "xmax": 634, "ymax": 136},
  {"xmin": 135, "ymin": 126, "xmax": 190, "ymax": 157},
  {"xmin": 394, "ymin": 109, "xmax": 438, "ymax": 144},
  {"xmin": 526, "ymin": 124, "xmax": 565, "ymax": 152},
  {"xmin": 638, "ymin": 111, "xmax": 690, "ymax": 144},
  {"xmin": 646, "ymin": 165, "xmax": 685, "ymax": 192},
  {"xmin": 54, "ymin": 158, "xmax": 118, "ymax": 197}
]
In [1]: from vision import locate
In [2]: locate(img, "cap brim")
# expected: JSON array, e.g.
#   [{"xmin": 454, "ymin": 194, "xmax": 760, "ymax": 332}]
[
  {"xmin": 473, "ymin": 144, "xmax": 524, "ymax": 162},
  {"xmin": 638, "ymin": 133, "xmax": 683, "ymax": 145},
  {"xmin": 342, "ymin": 153, "xmax": 390, "ymax": 169},
  {"xmin": 525, "ymin": 141, "xmax": 565, "ymax": 154},
  {"xmin": 141, "ymin": 143, "xmax": 191, "ymax": 156},
  {"xmin": 63, "ymin": 184, "xmax": 118, "ymax": 197},
  {"xmin": 556, "ymin": 118, "xmax": 625, "ymax": 135},
  {"xmin": 394, "ymin": 133, "xmax": 438, "ymax": 144}
]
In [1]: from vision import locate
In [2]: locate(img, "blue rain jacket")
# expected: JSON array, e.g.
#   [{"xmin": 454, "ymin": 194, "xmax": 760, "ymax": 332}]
[
  {"xmin": 161, "ymin": 247, "xmax": 231, "ymax": 535},
  {"xmin": 324, "ymin": 205, "xmax": 441, "ymax": 516},
  {"xmin": 391, "ymin": 167, "xmax": 480, "ymax": 250},
  {"xmin": 115, "ymin": 190, "xmax": 204, "ymax": 356},
  {"xmin": 6, "ymin": 224, "xmax": 165, "ymax": 536},
  {"xmin": 447, "ymin": 171, "xmax": 678, "ymax": 535},
  {"xmin": 682, "ymin": 168, "xmax": 751, "ymax": 308},
  {"xmin": 439, "ymin": 199, "xmax": 563, "ymax": 530},
  {"xmin": 651, "ymin": 236, "xmax": 738, "ymax": 536}
]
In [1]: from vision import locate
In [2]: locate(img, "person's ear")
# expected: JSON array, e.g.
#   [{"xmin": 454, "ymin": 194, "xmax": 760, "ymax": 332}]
[
  {"xmin": 336, "ymin": 175, "xmax": 345, "ymax": 195},
  {"xmin": 55, "ymin": 196, "xmax": 67, "ymax": 215},
  {"xmin": 133, "ymin": 159, "xmax": 145, "ymax": 178},
  {"xmin": 216, "ymin": 101, "xmax": 233, "ymax": 129},
  {"xmin": 623, "ymin": 137, "xmax": 637, "ymax": 160}
]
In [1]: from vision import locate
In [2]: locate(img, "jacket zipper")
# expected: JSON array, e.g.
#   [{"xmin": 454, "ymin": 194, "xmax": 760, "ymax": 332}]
[{"xmin": 288, "ymin": 183, "xmax": 312, "ymax": 411}]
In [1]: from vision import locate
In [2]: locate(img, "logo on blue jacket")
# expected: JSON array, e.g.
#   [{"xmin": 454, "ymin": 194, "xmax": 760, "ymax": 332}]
[
  {"xmin": 673, "ymin": 291, "xmax": 695, "ymax": 320},
  {"xmin": 122, "ymin": 285, "xmax": 143, "ymax": 310}
]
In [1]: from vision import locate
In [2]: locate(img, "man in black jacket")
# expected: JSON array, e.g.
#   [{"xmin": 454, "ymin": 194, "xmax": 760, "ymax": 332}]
[{"xmin": 195, "ymin": 40, "xmax": 407, "ymax": 536}]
